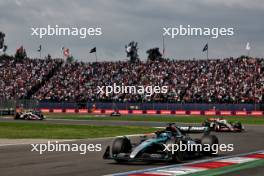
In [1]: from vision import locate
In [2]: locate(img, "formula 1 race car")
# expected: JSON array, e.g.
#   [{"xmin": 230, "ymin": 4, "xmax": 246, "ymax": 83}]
[
  {"xmin": 103, "ymin": 123, "xmax": 219, "ymax": 163},
  {"xmin": 14, "ymin": 110, "xmax": 45, "ymax": 120},
  {"xmin": 110, "ymin": 111, "xmax": 121, "ymax": 116},
  {"xmin": 202, "ymin": 118, "xmax": 244, "ymax": 132}
]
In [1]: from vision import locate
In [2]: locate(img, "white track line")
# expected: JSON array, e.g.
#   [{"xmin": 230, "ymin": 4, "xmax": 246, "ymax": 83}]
[
  {"xmin": 0, "ymin": 139, "xmax": 77, "ymax": 147},
  {"xmin": 0, "ymin": 133, "xmax": 149, "ymax": 147}
]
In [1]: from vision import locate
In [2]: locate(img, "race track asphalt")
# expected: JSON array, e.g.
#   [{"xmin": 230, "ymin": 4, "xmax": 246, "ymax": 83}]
[{"xmin": 0, "ymin": 118, "xmax": 263, "ymax": 176}]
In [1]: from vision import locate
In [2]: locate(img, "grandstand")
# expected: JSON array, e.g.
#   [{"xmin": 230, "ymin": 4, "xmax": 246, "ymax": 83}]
[{"xmin": 0, "ymin": 55, "xmax": 263, "ymax": 112}]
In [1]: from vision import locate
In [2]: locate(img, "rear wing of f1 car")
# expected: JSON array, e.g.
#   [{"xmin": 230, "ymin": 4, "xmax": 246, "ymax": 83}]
[
  {"xmin": 166, "ymin": 123, "xmax": 210, "ymax": 134},
  {"xmin": 178, "ymin": 126, "xmax": 210, "ymax": 134}
]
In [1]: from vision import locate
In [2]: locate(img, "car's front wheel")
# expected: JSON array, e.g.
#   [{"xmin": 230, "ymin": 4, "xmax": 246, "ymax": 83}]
[
  {"xmin": 111, "ymin": 137, "xmax": 131, "ymax": 162},
  {"xmin": 165, "ymin": 139, "xmax": 184, "ymax": 163}
]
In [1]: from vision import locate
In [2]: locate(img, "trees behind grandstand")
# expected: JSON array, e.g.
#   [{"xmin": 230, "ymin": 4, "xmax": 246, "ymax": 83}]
[
  {"xmin": 0, "ymin": 31, "xmax": 7, "ymax": 54},
  {"xmin": 15, "ymin": 46, "xmax": 27, "ymax": 60},
  {"xmin": 66, "ymin": 55, "xmax": 74, "ymax": 62},
  {"xmin": 146, "ymin": 48, "xmax": 163, "ymax": 61},
  {"xmin": 125, "ymin": 42, "xmax": 164, "ymax": 62},
  {"xmin": 0, "ymin": 32, "xmax": 5, "ymax": 49},
  {"xmin": 125, "ymin": 41, "xmax": 139, "ymax": 63}
]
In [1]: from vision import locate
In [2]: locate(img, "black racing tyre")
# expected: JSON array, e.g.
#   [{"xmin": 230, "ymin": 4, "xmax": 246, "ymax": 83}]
[
  {"xmin": 214, "ymin": 124, "xmax": 219, "ymax": 132},
  {"xmin": 112, "ymin": 137, "xmax": 131, "ymax": 154},
  {"xmin": 24, "ymin": 115, "xmax": 30, "ymax": 120},
  {"xmin": 202, "ymin": 121, "xmax": 209, "ymax": 127},
  {"xmin": 233, "ymin": 122, "xmax": 242, "ymax": 131},
  {"xmin": 111, "ymin": 137, "xmax": 131, "ymax": 162},
  {"xmin": 165, "ymin": 139, "xmax": 184, "ymax": 163},
  {"xmin": 201, "ymin": 135, "xmax": 219, "ymax": 156},
  {"xmin": 14, "ymin": 113, "xmax": 20, "ymax": 120}
]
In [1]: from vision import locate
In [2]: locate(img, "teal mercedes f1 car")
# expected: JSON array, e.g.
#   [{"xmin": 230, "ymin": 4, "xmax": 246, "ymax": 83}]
[{"xmin": 103, "ymin": 123, "xmax": 219, "ymax": 163}]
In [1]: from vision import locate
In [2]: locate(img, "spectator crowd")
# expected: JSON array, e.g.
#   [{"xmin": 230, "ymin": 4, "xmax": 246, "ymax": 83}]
[
  {"xmin": 0, "ymin": 56, "xmax": 62, "ymax": 99},
  {"xmin": 0, "ymin": 55, "xmax": 263, "ymax": 103}
]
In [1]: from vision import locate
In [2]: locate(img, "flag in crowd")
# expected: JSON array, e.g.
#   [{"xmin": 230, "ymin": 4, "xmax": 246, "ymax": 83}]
[
  {"xmin": 246, "ymin": 42, "xmax": 251, "ymax": 51},
  {"xmin": 90, "ymin": 47, "xmax": 97, "ymax": 62},
  {"xmin": 90, "ymin": 47, "xmax": 96, "ymax": 53},
  {"xmin": 37, "ymin": 45, "xmax": 42, "ymax": 52},
  {"xmin": 62, "ymin": 47, "xmax": 70, "ymax": 58},
  {"xmin": 202, "ymin": 43, "xmax": 208, "ymax": 52},
  {"xmin": 37, "ymin": 45, "xmax": 42, "ymax": 58},
  {"xmin": 202, "ymin": 43, "xmax": 209, "ymax": 59}
]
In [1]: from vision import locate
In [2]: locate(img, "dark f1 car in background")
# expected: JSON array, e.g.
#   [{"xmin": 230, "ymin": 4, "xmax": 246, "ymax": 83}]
[
  {"xmin": 14, "ymin": 110, "xmax": 45, "ymax": 120},
  {"xmin": 110, "ymin": 111, "xmax": 121, "ymax": 116},
  {"xmin": 103, "ymin": 123, "xmax": 219, "ymax": 163},
  {"xmin": 202, "ymin": 118, "xmax": 244, "ymax": 132}
]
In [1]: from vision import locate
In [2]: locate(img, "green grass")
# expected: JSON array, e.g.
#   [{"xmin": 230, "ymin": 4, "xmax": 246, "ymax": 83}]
[
  {"xmin": 46, "ymin": 114, "xmax": 264, "ymax": 125},
  {"xmin": 0, "ymin": 122, "xmax": 155, "ymax": 139}
]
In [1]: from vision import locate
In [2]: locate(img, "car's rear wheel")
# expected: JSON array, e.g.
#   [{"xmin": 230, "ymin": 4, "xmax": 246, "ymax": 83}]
[
  {"xmin": 201, "ymin": 135, "xmax": 219, "ymax": 156},
  {"xmin": 233, "ymin": 122, "xmax": 243, "ymax": 131},
  {"xmin": 214, "ymin": 124, "xmax": 220, "ymax": 131},
  {"xmin": 14, "ymin": 113, "xmax": 20, "ymax": 120}
]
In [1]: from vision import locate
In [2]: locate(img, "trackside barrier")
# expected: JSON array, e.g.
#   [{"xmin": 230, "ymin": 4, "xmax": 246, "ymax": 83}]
[
  {"xmin": 132, "ymin": 110, "xmax": 143, "ymax": 115},
  {"xmin": 220, "ymin": 111, "xmax": 232, "ymax": 116},
  {"xmin": 235, "ymin": 111, "xmax": 247, "ymax": 116},
  {"xmin": 39, "ymin": 109, "xmax": 264, "ymax": 116},
  {"xmin": 204, "ymin": 111, "xmax": 216, "ymax": 116},
  {"xmin": 190, "ymin": 110, "xmax": 201, "ymax": 115},
  {"xmin": 118, "ymin": 110, "xmax": 129, "ymax": 114},
  {"xmin": 160, "ymin": 110, "xmax": 172, "ymax": 115},
  {"xmin": 52, "ymin": 109, "xmax": 63, "ymax": 113},
  {"xmin": 146, "ymin": 110, "xmax": 157, "ymax": 115},
  {"xmin": 250, "ymin": 111, "xmax": 263, "ymax": 116},
  {"xmin": 40, "ymin": 108, "xmax": 50, "ymax": 113},
  {"xmin": 175, "ymin": 110, "xmax": 186, "ymax": 115},
  {"xmin": 78, "ymin": 109, "xmax": 88, "ymax": 113},
  {"xmin": 93, "ymin": 109, "xmax": 104, "ymax": 114},
  {"xmin": 65, "ymin": 109, "xmax": 76, "ymax": 113}
]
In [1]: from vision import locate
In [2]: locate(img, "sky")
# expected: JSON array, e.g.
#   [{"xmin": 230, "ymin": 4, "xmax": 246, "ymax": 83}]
[{"xmin": 0, "ymin": 0, "xmax": 264, "ymax": 61}]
